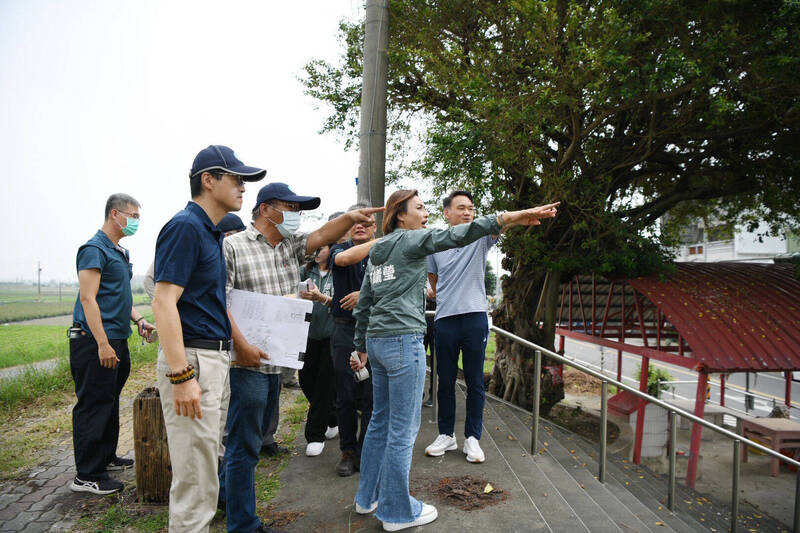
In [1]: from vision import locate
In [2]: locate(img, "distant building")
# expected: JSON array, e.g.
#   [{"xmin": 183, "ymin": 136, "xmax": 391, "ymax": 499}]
[{"xmin": 675, "ymin": 220, "xmax": 798, "ymax": 263}]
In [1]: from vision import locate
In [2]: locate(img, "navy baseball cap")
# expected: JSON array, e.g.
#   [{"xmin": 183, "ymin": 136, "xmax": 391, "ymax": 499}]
[
  {"xmin": 190, "ymin": 145, "xmax": 266, "ymax": 181},
  {"xmin": 255, "ymin": 182, "xmax": 321, "ymax": 210},
  {"xmin": 217, "ymin": 213, "xmax": 246, "ymax": 233}
]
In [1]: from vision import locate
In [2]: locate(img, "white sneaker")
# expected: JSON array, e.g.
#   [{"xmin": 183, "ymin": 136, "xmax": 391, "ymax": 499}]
[
  {"xmin": 425, "ymin": 434, "xmax": 457, "ymax": 457},
  {"xmin": 355, "ymin": 500, "xmax": 378, "ymax": 514},
  {"xmin": 463, "ymin": 436, "xmax": 485, "ymax": 463},
  {"xmin": 382, "ymin": 503, "xmax": 438, "ymax": 531},
  {"xmin": 306, "ymin": 441, "xmax": 325, "ymax": 456},
  {"xmin": 325, "ymin": 426, "xmax": 339, "ymax": 440}
]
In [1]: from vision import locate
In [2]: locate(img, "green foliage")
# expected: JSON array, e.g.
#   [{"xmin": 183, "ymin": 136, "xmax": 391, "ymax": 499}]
[
  {"xmin": 635, "ymin": 364, "xmax": 674, "ymax": 398},
  {"xmin": 302, "ymin": 0, "xmax": 800, "ymax": 282},
  {"xmin": 485, "ymin": 262, "xmax": 497, "ymax": 296}
]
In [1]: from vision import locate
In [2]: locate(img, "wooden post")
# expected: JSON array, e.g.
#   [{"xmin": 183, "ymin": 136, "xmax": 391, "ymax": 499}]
[{"xmin": 133, "ymin": 387, "xmax": 171, "ymax": 504}]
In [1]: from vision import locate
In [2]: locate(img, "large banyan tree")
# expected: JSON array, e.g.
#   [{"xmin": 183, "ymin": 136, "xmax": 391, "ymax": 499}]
[{"xmin": 302, "ymin": 0, "xmax": 800, "ymax": 413}]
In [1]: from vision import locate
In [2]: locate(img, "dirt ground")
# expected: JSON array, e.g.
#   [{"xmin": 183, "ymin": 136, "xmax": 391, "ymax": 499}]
[{"xmin": 419, "ymin": 475, "xmax": 508, "ymax": 511}]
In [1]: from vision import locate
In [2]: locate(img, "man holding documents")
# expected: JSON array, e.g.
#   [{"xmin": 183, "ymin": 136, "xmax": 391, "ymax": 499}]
[{"xmin": 219, "ymin": 182, "xmax": 382, "ymax": 533}]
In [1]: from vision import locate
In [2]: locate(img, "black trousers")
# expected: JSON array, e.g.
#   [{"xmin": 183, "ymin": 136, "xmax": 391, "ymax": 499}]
[
  {"xmin": 423, "ymin": 310, "xmax": 436, "ymax": 400},
  {"xmin": 298, "ymin": 336, "xmax": 336, "ymax": 443},
  {"xmin": 331, "ymin": 319, "xmax": 372, "ymax": 453},
  {"xmin": 70, "ymin": 335, "xmax": 131, "ymax": 480}
]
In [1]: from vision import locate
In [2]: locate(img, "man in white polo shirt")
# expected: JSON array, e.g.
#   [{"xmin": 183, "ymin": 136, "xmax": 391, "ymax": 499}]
[{"xmin": 424, "ymin": 190, "xmax": 497, "ymax": 463}]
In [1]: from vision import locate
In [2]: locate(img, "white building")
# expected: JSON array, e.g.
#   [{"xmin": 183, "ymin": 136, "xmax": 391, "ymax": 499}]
[{"xmin": 676, "ymin": 221, "xmax": 796, "ymax": 263}]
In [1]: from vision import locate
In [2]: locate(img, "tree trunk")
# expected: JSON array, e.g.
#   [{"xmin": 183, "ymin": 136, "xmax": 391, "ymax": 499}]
[{"xmin": 489, "ymin": 268, "xmax": 564, "ymax": 416}]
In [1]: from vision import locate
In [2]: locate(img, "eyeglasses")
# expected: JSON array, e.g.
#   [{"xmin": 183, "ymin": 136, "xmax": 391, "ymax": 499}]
[
  {"xmin": 220, "ymin": 173, "xmax": 245, "ymax": 187},
  {"xmin": 117, "ymin": 210, "xmax": 140, "ymax": 220},
  {"xmin": 268, "ymin": 202, "xmax": 301, "ymax": 213}
]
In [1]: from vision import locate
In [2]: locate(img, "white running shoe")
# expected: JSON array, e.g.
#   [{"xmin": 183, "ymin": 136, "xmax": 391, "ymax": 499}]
[
  {"xmin": 306, "ymin": 441, "xmax": 325, "ymax": 456},
  {"xmin": 355, "ymin": 500, "xmax": 378, "ymax": 514},
  {"xmin": 325, "ymin": 426, "xmax": 339, "ymax": 440},
  {"xmin": 425, "ymin": 434, "xmax": 457, "ymax": 457},
  {"xmin": 463, "ymin": 436, "xmax": 485, "ymax": 463},
  {"xmin": 382, "ymin": 503, "xmax": 438, "ymax": 531}
]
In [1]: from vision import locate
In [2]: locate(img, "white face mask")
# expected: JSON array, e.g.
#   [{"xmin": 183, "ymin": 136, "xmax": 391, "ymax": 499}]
[{"xmin": 273, "ymin": 210, "xmax": 301, "ymax": 238}]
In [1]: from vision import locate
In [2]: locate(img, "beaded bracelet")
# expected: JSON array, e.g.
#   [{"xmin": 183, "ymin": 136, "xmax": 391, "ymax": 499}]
[
  {"xmin": 166, "ymin": 364, "xmax": 195, "ymax": 384},
  {"xmin": 170, "ymin": 370, "xmax": 196, "ymax": 385}
]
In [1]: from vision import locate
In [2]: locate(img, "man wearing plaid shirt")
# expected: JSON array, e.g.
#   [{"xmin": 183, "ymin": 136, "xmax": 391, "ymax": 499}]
[{"xmin": 218, "ymin": 182, "xmax": 382, "ymax": 533}]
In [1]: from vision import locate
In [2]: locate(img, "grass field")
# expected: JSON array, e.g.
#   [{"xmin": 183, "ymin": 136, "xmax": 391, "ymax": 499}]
[
  {"xmin": 0, "ymin": 283, "xmax": 149, "ymax": 322},
  {"xmin": 0, "ymin": 325, "xmax": 70, "ymax": 368}
]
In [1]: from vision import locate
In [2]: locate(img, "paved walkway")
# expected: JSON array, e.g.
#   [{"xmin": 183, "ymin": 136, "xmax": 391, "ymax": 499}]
[{"xmin": 0, "ymin": 397, "xmax": 136, "ymax": 533}]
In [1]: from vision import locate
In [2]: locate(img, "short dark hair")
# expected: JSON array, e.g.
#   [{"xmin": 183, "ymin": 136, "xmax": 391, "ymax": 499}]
[
  {"xmin": 443, "ymin": 190, "xmax": 473, "ymax": 209},
  {"xmin": 104, "ymin": 193, "xmax": 140, "ymax": 219},
  {"xmin": 190, "ymin": 171, "xmax": 223, "ymax": 198}
]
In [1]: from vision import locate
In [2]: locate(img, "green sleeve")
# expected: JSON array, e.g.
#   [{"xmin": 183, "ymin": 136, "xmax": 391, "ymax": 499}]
[
  {"xmin": 404, "ymin": 215, "xmax": 501, "ymax": 259},
  {"xmin": 352, "ymin": 261, "xmax": 376, "ymax": 352}
]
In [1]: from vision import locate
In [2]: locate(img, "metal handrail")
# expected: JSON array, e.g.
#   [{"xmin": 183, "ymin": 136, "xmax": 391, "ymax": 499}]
[
  {"xmin": 488, "ymin": 323, "xmax": 800, "ymax": 533},
  {"xmin": 660, "ymin": 378, "xmax": 800, "ymax": 414}
]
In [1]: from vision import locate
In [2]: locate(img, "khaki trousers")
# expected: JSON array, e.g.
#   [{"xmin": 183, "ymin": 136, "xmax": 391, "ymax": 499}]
[{"xmin": 158, "ymin": 347, "xmax": 230, "ymax": 533}]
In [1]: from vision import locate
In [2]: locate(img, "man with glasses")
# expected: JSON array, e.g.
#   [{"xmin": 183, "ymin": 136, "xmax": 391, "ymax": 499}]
[
  {"xmin": 153, "ymin": 145, "xmax": 265, "ymax": 532},
  {"xmin": 425, "ymin": 190, "xmax": 497, "ymax": 464},
  {"xmin": 69, "ymin": 193, "xmax": 155, "ymax": 495},
  {"xmin": 219, "ymin": 184, "xmax": 382, "ymax": 533}
]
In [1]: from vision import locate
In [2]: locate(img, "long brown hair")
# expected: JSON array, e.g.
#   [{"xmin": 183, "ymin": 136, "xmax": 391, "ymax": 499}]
[{"xmin": 382, "ymin": 189, "xmax": 418, "ymax": 235}]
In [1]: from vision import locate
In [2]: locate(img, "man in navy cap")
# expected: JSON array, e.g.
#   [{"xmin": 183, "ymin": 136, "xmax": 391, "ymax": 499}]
[
  {"xmin": 218, "ymin": 182, "xmax": 382, "ymax": 533},
  {"xmin": 152, "ymin": 145, "xmax": 265, "ymax": 533}
]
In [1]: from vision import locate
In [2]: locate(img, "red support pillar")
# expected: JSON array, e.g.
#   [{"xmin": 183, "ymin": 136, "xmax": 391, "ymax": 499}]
[
  {"xmin": 618, "ymin": 283, "xmax": 625, "ymax": 383},
  {"xmin": 787, "ymin": 371, "xmax": 793, "ymax": 408},
  {"xmin": 686, "ymin": 372, "xmax": 708, "ymax": 488},
  {"xmin": 558, "ymin": 334, "xmax": 565, "ymax": 355},
  {"xmin": 720, "ymin": 374, "xmax": 726, "ymax": 407},
  {"xmin": 633, "ymin": 356, "xmax": 650, "ymax": 464}
]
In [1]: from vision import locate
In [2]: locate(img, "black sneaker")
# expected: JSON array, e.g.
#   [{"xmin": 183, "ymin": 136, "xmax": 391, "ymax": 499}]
[
  {"xmin": 70, "ymin": 476, "xmax": 123, "ymax": 495},
  {"xmin": 255, "ymin": 524, "xmax": 285, "ymax": 533},
  {"xmin": 336, "ymin": 450, "xmax": 358, "ymax": 477},
  {"xmin": 260, "ymin": 442, "xmax": 288, "ymax": 456},
  {"xmin": 106, "ymin": 456, "xmax": 134, "ymax": 471}
]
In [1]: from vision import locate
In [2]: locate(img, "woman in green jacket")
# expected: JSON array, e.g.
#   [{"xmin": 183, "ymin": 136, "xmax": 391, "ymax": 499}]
[{"xmin": 351, "ymin": 189, "xmax": 558, "ymax": 531}]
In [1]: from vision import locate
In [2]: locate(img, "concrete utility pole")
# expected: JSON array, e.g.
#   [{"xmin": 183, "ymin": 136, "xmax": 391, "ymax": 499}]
[
  {"xmin": 37, "ymin": 261, "xmax": 42, "ymax": 301},
  {"xmin": 356, "ymin": 0, "xmax": 389, "ymax": 233}
]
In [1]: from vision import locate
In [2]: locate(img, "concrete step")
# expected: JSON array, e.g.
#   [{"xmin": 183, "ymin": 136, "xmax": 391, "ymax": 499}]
[
  {"xmin": 535, "ymin": 411, "xmax": 788, "ymax": 533},
  {"xmin": 471, "ymin": 385, "xmax": 594, "ymax": 532},
  {"xmin": 487, "ymin": 396, "xmax": 710, "ymax": 533},
  {"xmin": 485, "ymin": 397, "xmax": 658, "ymax": 533}
]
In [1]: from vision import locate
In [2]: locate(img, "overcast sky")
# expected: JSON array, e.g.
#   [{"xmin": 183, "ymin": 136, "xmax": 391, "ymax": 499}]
[{"xmin": 0, "ymin": 0, "xmax": 381, "ymax": 282}]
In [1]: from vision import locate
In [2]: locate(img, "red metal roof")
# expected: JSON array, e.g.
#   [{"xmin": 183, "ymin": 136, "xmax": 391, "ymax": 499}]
[{"xmin": 629, "ymin": 263, "xmax": 800, "ymax": 373}]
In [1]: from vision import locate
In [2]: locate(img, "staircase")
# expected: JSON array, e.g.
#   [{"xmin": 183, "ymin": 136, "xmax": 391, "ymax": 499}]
[{"xmin": 479, "ymin": 388, "xmax": 790, "ymax": 533}]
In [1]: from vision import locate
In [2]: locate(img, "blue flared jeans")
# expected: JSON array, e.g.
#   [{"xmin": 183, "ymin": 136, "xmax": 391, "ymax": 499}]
[{"xmin": 355, "ymin": 333, "xmax": 427, "ymax": 524}]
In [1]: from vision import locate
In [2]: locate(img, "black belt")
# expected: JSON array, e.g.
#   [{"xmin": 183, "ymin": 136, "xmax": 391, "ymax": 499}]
[
  {"xmin": 333, "ymin": 317, "xmax": 356, "ymax": 324},
  {"xmin": 184, "ymin": 339, "xmax": 231, "ymax": 351}
]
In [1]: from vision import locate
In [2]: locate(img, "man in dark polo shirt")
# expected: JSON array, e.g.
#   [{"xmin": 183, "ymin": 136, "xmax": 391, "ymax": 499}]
[
  {"xmin": 329, "ymin": 203, "xmax": 378, "ymax": 476},
  {"xmin": 152, "ymin": 145, "xmax": 265, "ymax": 533},
  {"xmin": 69, "ymin": 193, "xmax": 155, "ymax": 495}
]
